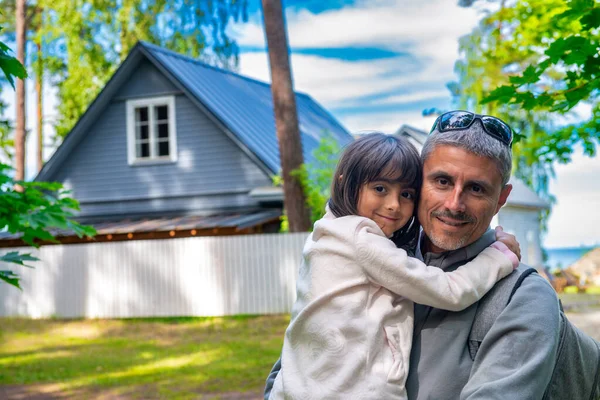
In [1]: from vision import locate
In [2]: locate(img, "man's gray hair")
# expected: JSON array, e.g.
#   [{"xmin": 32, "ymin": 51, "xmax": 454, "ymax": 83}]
[{"xmin": 421, "ymin": 120, "xmax": 512, "ymax": 186}]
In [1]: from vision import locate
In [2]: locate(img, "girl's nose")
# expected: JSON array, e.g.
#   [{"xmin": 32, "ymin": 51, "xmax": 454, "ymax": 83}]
[{"xmin": 386, "ymin": 196, "xmax": 400, "ymax": 211}]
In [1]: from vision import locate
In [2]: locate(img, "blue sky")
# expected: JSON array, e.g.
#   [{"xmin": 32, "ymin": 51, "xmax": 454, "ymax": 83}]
[
  {"xmin": 231, "ymin": 0, "xmax": 473, "ymax": 132},
  {"xmin": 228, "ymin": 0, "xmax": 600, "ymax": 248},
  {"xmin": 3, "ymin": 0, "xmax": 599, "ymax": 248}
]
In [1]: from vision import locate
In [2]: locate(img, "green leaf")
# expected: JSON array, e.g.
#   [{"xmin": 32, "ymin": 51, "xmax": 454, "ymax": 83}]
[
  {"xmin": 0, "ymin": 270, "xmax": 21, "ymax": 290},
  {"xmin": 580, "ymin": 7, "xmax": 600, "ymax": 29},
  {"xmin": 0, "ymin": 251, "xmax": 38, "ymax": 267},
  {"xmin": 482, "ymin": 85, "xmax": 516, "ymax": 104},
  {"xmin": 0, "ymin": 51, "xmax": 27, "ymax": 89},
  {"xmin": 564, "ymin": 86, "xmax": 588, "ymax": 109},
  {"xmin": 509, "ymin": 66, "xmax": 542, "ymax": 86}
]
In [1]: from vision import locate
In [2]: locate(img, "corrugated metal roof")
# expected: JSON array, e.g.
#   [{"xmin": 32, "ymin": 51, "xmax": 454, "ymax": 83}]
[
  {"xmin": 0, "ymin": 210, "xmax": 282, "ymax": 241},
  {"xmin": 140, "ymin": 42, "xmax": 354, "ymax": 174},
  {"xmin": 395, "ymin": 125, "xmax": 551, "ymax": 210}
]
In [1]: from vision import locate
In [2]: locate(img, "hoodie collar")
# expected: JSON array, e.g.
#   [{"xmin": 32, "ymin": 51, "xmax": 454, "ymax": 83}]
[{"xmin": 417, "ymin": 229, "xmax": 497, "ymax": 271}]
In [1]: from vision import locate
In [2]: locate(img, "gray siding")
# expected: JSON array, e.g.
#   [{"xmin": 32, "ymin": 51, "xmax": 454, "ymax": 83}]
[
  {"xmin": 116, "ymin": 59, "xmax": 180, "ymax": 98},
  {"xmin": 50, "ymin": 62, "xmax": 272, "ymax": 218},
  {"xmin": 497, "ymin": 206, "xmax": 543, "ymax": 269}
]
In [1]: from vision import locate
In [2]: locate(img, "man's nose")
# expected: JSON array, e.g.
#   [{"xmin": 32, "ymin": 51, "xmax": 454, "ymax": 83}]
[{"xmin": 444, "ymin": 187, "xmax": 466, "ymax": 213}]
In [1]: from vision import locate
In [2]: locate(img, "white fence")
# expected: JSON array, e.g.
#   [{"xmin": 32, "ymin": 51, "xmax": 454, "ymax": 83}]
[{"xmin": 0, "ymin": 232, "xmax": 308, "ymax": 318}]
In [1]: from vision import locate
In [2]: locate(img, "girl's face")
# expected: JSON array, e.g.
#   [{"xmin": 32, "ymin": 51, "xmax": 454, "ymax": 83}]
[{"xmin": 357, "ymin": 178, "xmax": 416, "ymax": 237}]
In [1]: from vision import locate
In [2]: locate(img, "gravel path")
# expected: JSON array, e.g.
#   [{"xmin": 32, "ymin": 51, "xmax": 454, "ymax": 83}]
[{"xmin": 566, "ymin": 310, "xmax": 600, "ymax": 340}]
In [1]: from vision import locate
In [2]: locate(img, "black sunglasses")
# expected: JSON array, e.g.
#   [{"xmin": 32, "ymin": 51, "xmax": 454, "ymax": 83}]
[{"xmin": 429, "ymin": 110, "xmax": 513, "ymax": 147}]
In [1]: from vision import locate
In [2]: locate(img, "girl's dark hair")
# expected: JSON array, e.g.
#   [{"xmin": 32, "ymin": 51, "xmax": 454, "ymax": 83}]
[{"xmin": 329, "ymin": 132, "xmax": 422, "ymax": 253}]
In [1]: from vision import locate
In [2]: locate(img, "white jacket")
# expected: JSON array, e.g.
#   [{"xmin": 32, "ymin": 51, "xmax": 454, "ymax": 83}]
[{"xmin": 269, "ymin": 211, "xmax": 513, "ymax": 400}]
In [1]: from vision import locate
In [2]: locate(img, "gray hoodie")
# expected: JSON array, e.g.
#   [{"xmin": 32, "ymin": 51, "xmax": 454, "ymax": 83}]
[{"xmin": 264, "ymin": 229, "xmax": 561, "ymax": 399}]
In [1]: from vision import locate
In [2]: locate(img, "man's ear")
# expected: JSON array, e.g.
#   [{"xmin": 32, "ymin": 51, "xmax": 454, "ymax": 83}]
[{"xmin": 495, "ymin": 184, "xmax": 512, "ymax": 214}]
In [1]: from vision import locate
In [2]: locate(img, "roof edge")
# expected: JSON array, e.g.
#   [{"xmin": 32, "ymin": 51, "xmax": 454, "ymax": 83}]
[{"xmin": 36, "ymin": 43, "xmax": 148, "ymax": 182}]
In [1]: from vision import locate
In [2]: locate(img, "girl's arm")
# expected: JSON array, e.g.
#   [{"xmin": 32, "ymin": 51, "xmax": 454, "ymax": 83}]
[{"xmin": 355, "ymin": 220, "xmax": 517, "ymax": 311}]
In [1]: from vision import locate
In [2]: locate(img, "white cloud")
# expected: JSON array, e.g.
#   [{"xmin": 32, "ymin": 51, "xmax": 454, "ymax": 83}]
[
  {"xmin": 233, "ymin": 0, "xmax": 476, "ymax": 115},
  {"xmin": 234, "ymin": 0, "xmax": 481, "ymax": 75},
  {"xmin": 545, "ymin": 150, "xmax": 600, "ymax": 248},
  {"xmin": 370, "ymin": 90, "xmax": 451, "ymax": 106},
  {"xmin": 338, "ymin": 109, "xmax": 437, "ymax": 134},
  {"xmin": 240, "ymin": 52, "xmax": 438, "ymax": 107}
]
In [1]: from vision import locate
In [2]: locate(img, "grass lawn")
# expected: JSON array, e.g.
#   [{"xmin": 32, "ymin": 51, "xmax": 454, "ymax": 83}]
[
  {"xmin": 559, "ymin": 293, "xmax": 600, "ymax": 311},
  {"xmin": 0, "ymin": 315, "xmax": 289, "ymax": 399}
]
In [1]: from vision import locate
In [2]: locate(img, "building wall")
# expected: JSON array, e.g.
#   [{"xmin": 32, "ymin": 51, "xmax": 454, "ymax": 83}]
[
  {"xmin": 496, "ymin": 206, "xmax": 543, "ymax": 268},
  {"xmin": 49, "ymin": 59, "xmax": 273, "ymax": 219},
  {"xmin": 0, "ymin": 233, "xmax": 307, "ymax": 318}
]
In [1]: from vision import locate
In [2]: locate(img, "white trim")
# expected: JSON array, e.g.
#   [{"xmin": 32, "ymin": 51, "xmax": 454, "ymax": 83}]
[{"xmin": 126, "ymin": 96, "xmax": 178, "ymax": 165}]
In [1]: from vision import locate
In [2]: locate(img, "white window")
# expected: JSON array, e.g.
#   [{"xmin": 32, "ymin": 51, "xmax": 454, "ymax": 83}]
[{"xmin": 126, "ymin": 96, "xmax": 177, "ymax": 165}]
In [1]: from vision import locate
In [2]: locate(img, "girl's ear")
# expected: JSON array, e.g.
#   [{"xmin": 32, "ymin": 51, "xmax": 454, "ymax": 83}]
[{"xmin": 338, "ymin": 174, "xmax": 343, "ymax": 182}]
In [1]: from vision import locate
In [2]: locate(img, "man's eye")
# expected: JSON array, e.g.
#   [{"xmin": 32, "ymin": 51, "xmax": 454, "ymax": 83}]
[
  {"xmin": 471, "ymin": 185, "xmax": 483, "ymax": 193},
  {"xmin": 437, "ymin": 178, "xmax": 449, "ymax": 186}
]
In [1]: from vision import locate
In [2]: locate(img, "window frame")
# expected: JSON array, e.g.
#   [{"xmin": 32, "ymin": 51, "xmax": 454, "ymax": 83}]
[{"xmin": 126, "ymin": 96, "xmax": 178, "ymax": 165}]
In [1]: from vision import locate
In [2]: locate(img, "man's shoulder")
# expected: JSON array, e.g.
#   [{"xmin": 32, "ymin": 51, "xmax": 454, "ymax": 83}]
[
  {"xmin": 500, "ymin": 263, "xmax": 560, "ymax": 320},
  {"xmin": 513, "ymin": 264, "xmax": 557, "ymax": 297}
]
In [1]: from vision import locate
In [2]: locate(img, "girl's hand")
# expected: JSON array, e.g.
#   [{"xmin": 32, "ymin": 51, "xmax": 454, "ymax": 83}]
[{"xmin": 494, "ymin": 226, "xmax": 521, "ymax": 261}]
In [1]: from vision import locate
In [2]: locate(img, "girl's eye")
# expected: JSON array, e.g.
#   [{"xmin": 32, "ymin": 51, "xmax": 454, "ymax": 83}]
[
  {"xmin": 374, "ymin": 185, "xmax": 386, "ymax": 193},
  {"xmin": 401, "ymin": 191, "xmax": 414, "ymax": 200}
]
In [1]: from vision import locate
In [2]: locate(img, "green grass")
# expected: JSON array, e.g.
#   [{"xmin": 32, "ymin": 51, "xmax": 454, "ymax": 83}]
[
  {"xmin": 0, "ymin": 315, "xmax": 290, "ymax": 399},
  {"xmin": 559, "ymin": 293, "xmax": 600, "ymax": 311}
]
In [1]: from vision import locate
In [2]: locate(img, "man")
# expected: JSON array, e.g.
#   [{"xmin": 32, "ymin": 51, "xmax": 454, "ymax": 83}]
[{"xmin": 264, "ymin": 111, "xmax": 560, "ymax": 399}]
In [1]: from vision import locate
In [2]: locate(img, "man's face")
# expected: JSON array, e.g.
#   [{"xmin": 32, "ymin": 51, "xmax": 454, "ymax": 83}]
[{"xmin": 418, "ymin": 145, "xmax": 512, "ymax": 253}]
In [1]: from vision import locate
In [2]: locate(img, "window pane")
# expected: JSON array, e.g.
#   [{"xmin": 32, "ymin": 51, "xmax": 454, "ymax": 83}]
[
  {"xmin": 158, "ymin": 141, "xmax": 169, "ymax": 157},
  {"xmin": 137, "ymin": 142, "xmax": 150, "ymax": 158},
  {"xmin": 135, "ymin": 107, "xmax": 148, "ymax": 123},
  {"xmin": 156, "ymin": 105, "xmax": 168, "ymax": 121},
  {"xmin": 137, "ymin": 124, "xmax": 149, "ymax": 140},
  {"xmin": 157, "ymin": 122, "xmax": 169, "ymax": 139}
]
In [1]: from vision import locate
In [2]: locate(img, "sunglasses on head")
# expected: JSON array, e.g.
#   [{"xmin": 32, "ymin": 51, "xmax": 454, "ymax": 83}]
[{"xmin": 429, "ymin": 110, "xmax": 514, "ymax": 147}]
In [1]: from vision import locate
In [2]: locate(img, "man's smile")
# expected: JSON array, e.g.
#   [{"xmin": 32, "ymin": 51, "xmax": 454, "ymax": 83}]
[{"xmin": 435, "ymin": 215, "xmax": 470, "ymax": 227}]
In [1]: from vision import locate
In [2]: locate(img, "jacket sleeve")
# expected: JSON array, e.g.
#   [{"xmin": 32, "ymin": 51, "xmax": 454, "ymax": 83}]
[
  {"xmin": 355, "ymin": 221, "xmax": 514, "ymax": 311},
  {"xmin": 263, "ymin": 357, "xmax": 281, "ymax": 400},
  {"xmin": 460, "ymin": 273, "xmax": 560, "ymax": 399}
]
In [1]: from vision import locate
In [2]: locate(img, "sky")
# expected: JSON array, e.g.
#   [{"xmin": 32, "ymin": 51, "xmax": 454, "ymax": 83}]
[{"xmin": 2, "ymin": 0, "xmax": 599, "ymax": 249}]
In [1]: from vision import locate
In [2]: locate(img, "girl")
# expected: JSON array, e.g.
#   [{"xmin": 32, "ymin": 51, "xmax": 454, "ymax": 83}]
[{"xmin": 269, "ymin": 133, "xmax": 519, "ymax": 400}]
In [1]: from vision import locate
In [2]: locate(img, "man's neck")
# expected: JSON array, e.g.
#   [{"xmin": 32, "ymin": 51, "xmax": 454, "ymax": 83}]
[{"xmin": 420, "ymin": 236, "xmax": 446, "ymax": 255}]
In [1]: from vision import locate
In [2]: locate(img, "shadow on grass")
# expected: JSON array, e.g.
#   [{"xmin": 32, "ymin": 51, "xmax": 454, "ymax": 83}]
[{"xmin": 0, "ymin": 315, "xmax": 289, "ymax": 398}]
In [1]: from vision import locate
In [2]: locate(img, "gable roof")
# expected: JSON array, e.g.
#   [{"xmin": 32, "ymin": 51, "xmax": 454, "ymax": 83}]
[
  {"xmin": 37, "ymin": 41, "xmax": 353, "ymax": 181},
  {"xmin": 395, "ymin": 124, "xmax": 551, "ymax": 210}
]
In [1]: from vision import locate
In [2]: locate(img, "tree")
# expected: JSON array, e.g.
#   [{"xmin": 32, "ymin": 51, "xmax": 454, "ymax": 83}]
[
  {"xmin": 0, "ymin": 0, "xmax": 55, "ymax": 173},
  {"xmin": 42, "ymin": 0, "xmax": 248, "ymax": 139},
  {"xmin": 0, "ymin": 29, "xmax": 94, "ymax": 290},
  {"xmin": 262, "ymin": 0, "xmax": 311, "ymax": 232},
  {"xmin": 14, "ymin": 0, "xmax": 26, "ymax": 182},
  {"xmin": 275, "ymin": 135, "xmax": 340, "ymax": 231},
  {"xmin": 450, "ymin": 0, "xmax": 600, "ymax": 221}
]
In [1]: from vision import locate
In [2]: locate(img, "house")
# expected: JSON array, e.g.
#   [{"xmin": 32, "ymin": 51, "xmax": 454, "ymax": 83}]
[
  {"xmin": 396, "ymin": 125, "xmax": 551, "ymax": 269},
  {"xmin": 0, "ymin": 41, "xmax": 353, "ymax": 247}
]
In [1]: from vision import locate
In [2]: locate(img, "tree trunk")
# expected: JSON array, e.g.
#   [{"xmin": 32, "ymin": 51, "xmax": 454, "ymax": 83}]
[
  {"xmin": 261, "ymin": 0, "xmax": 311, "ymax": 232},
  {"xmin": 15, "ymin": 0, "xmax": 27, "ymax": 182},
  {"xmin": 36, "ymin": 40, "xmax": 43, "ymax": 173}
]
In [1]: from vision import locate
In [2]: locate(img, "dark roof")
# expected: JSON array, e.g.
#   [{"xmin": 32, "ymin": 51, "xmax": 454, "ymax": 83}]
[
  {"xmin": 37, "ymin": 41, "xmax": 353, "ymax": 181},
  {"xmin": 0, "ymin": 210, "xmax": 282, "ymax": 242}
]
